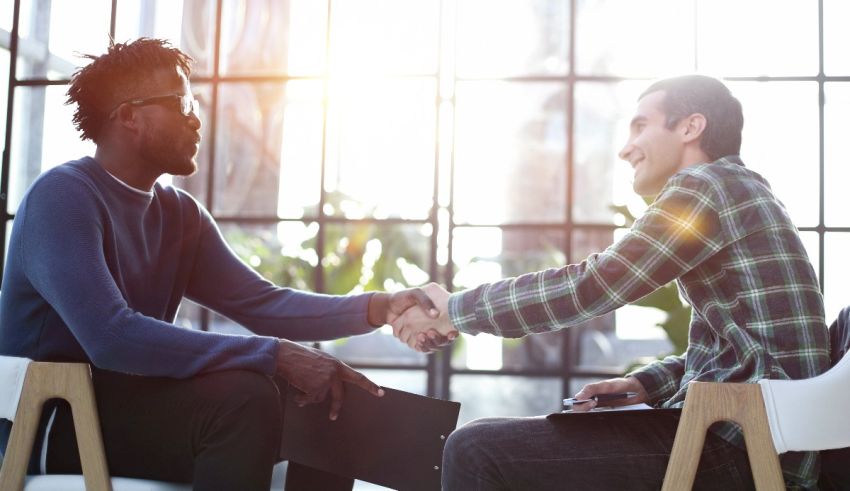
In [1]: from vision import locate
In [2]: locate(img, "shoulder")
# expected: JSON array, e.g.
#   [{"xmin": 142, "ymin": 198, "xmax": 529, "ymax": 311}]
[
  {"xmin": 23, "ymin": 158, "xmax": 104, "ymax": 207},
  {"xmin": 664, "ymin": 156, "xmax": 772, "ymax": 210},
  {"xmin": 152, "ymin": 183, "xmax": 215, "ymax": 226}
]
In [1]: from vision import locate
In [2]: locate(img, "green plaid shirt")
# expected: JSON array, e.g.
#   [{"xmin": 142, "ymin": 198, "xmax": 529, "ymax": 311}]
[{"xmin": 448, "ymin": 156, "xmax": 830, "ymax": 489}]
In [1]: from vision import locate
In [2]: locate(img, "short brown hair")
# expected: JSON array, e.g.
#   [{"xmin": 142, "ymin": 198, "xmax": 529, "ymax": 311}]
[{"xmin": 640, "ymin": 75, "xmax": 744, "ymax": 161}]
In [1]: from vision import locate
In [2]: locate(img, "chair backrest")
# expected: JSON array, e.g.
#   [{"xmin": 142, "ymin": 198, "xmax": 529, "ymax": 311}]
[{"xmin": 759, "ymin": 337, "xmax": 850, "ymax": 454}]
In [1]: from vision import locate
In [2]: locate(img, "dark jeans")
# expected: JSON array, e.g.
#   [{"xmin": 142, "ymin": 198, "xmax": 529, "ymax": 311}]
[
  {"xmin": 45, "ymin": 368, "xmax": 353, "ymax": 491},
  {"xmin": 442, "ymin": 409, "xmax": 755, "ymax": 491}
]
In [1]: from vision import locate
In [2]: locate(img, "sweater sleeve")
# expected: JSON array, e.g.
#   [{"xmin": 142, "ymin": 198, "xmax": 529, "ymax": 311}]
[
  {"xmin": 19, "ymin": 174, "xmax": 279, "ymax": 379},
  {"xmin": 184, "ymin": 205, "xmax": 376, "ymax": 341}
]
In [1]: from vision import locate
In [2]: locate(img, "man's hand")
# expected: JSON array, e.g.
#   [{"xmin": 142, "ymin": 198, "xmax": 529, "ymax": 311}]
[
  {"xmin": 276, "ymin": 339, "xmax": 384, "ymax": 420},
  {"xmin": 367, "ymin": 286, "xmax": 440, "ymax": 327},
  {"xmin": 570, "ymin": 376, "xmax": 649, "ymax": 413},
  {"xmin": 391, "ymin": 283, "xmax": 458, "ymax": 352},
  {"xmin": 369, "ymin": 285, "xmax": 456, "ymax": 352}
]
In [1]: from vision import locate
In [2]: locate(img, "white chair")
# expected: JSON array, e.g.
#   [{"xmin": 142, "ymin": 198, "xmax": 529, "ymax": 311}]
[
  {"xmin": 0, "ymin": 356, "xmax": 191, "ymax": 491},
  {"xmin": 662, "ymin": 350, "xmax": 850, "ymax": 490}
]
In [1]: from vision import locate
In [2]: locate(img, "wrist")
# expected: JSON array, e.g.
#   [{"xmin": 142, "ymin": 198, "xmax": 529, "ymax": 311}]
[{"xmin": 367, "ymin": 292, "xmax": 390, "ymax": 327}]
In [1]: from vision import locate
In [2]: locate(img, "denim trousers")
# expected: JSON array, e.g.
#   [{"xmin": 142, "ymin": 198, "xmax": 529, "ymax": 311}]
[
  {"xmin": 45, "ymin": 368, "xmax": 354, "ymax": 491},
  {"xmin": 442, "ymin": 409, "xmax": 755, "ymax": 491}
]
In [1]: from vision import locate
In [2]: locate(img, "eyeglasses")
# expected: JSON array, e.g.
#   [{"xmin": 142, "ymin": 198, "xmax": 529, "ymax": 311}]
[{"xmin": 111, "ymin": 94, "xmax": 200, "ymax": 118}]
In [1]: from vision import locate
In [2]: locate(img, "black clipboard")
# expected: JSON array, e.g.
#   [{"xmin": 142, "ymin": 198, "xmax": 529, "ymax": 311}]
[{"xmin": 280, "ymin": 384, "xmax": 461, "ymax": 491}]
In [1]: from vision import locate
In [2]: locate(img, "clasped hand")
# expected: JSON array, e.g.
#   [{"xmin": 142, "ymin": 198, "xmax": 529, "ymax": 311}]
[{"xmin": 390, "ymin": 282, "xmax": 459, "ymax": 353}]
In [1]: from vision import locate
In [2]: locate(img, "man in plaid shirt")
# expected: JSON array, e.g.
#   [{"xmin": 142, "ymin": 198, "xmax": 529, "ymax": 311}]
[{"xmin": 394, "ymin": 75, "xmax": 830, "ymax": 490}]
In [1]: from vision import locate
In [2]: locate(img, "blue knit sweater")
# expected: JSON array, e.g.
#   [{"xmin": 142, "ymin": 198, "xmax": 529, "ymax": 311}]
[{"xmin": 0, "ymin": 156, "xmax": 376, "ymax": 377}]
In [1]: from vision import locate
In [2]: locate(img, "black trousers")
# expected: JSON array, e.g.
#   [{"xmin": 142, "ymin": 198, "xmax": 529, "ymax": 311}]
[{"xmin": 46, "ymin": 368, "xmax": 353, "ymax": 491}]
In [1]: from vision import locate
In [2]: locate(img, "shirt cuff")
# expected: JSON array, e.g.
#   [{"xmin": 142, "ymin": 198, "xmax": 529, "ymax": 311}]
[{"xmin": 448, "ymin": 289, "xmax": 486, "ymax": 335}]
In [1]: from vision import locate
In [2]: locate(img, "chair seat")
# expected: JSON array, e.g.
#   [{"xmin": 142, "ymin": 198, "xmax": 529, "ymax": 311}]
[{"xmin": 25, "ymin": 475, "xmax": 191, "ymax": 491}]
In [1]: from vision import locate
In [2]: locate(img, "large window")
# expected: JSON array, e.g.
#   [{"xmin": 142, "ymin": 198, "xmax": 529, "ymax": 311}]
[{"xmin": 2, "ymin": 0, "xmax": 847, "ymax": 428}]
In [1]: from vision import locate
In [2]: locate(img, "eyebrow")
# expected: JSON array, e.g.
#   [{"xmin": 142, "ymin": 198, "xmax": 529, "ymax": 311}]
[{"xmin": 629, "ymin": 116, "xmax": 647, "ymax": 129}]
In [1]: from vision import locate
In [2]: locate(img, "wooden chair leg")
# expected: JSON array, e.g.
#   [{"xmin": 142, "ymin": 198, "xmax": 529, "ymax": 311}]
[
  {"xmin": 662, "ymin": 382, "xmax": 784, "ymax": 491},
  {"xmin": 0, "ymin": 362, "xmax": 112, "ymax": 491}
]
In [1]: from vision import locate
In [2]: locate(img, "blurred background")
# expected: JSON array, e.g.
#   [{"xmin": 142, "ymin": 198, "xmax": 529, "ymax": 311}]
[{"xmin": 1, "ymin": 3, "xmax": 847, "ymax": 483}]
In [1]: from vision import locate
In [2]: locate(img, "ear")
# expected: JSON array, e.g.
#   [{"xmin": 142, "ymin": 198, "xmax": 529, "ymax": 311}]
[
  {"xmin": 680, "ymin": 113, "xmax": 707, "ymax": 144},
  {"xmin": 112, "ymin": 103, "xmax": 142, "ymax": 134}
]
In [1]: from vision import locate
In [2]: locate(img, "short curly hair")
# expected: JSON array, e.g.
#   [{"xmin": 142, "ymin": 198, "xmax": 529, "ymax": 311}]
[{"xmin": 66, "ymin": 38, "xmax": 193, "ymax": 143}]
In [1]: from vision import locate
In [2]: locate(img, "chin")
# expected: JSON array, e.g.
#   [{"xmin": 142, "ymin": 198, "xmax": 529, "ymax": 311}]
[{"xmin": 170, "ymin": 159, "xmax": 198, "ymax": 177}]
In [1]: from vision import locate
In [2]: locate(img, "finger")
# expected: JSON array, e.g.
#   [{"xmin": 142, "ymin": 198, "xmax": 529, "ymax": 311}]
[
  {"xmin": 398, "ymin": 325, "xmax": 415, "ymax": 345},
  {"xmin": 570, "ymin": 399, "xmax": 597, "ymax": 412},
  {"xmin": 391, "ymin": 318, "xmax": 404, "ymax": 338},
  {"xmin": 328, "ymin": 379, "xmax": 344, "ymax": 421},
  {"xmin": 403, "ymin": 288, "xmax": 439, "ymax": 317},
  {"xmin": 339, "ymin": 365, "xmax": 384, "ymax": 397}
]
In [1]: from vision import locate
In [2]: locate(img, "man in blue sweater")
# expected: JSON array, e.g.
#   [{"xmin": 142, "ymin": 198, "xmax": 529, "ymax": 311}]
[{"xmin": 0, "ymin": 38, "xmax": 442, "ymax": 490}]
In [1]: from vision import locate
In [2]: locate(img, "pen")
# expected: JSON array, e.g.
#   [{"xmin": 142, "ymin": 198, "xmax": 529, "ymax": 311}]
[{"xmin": 562, "ymin": 392, "xmax": 638, "ymax": 406}]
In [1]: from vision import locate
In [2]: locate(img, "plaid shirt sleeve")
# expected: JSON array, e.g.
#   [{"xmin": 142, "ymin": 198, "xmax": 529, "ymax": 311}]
[
  {"xmin": 448, "ymin": 172, "xmax": 724, "ymax": 339},
  {"xmin": 627, "ymin": 353, "xmax": 686, "ymax": 405}
]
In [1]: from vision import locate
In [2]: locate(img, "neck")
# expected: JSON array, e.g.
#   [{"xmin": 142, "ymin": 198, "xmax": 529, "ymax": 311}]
[
  {"xmin": 94, "ymin": 145, "xmax": 159, "ymax": 192},
  {"xmin": 677, "ymin": 146, "xmax": 712, "ymax": 173}
]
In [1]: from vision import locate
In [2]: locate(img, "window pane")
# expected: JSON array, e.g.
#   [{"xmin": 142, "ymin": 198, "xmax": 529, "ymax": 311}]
[
  {"xmin": 218, "ymin": 0, "xmax": 327, "ymax": 76},
  {"xmin": 322, "ymin": 223, "xmax": 432, "ymax": 295},
  {"xmin": 221, "ymin": 221, "xmax": 319, "ymax": 292},
  {"xmin": 824, "ymin": 0, "xmax": 850, "ymax": 75},
  {"xmin": 17, "ymin": 0, "xmax": 111, "ymax": 80},
  {"xmin": 454, "ymin": 81, "xmax": 566, "ymax": 224},
  {"xmin": 452, "ymin": 227, "xmax": 566, "ymax": 291},
  {"xmin": 324, "ymin": 79, "xmax": 436, "ymax": 220},
  {"xmin": 1, "ymin": 0, "xmax": 12, "ymax": 31},
  {"xmin": 451, "ymin": 227, "xmax": 566, "ymax": 371},
  {"xmin": 575, "ymin": 0, "xmax": 695, "ymax": 77},
  {"xmin": 451, "ymin": 375, "xmax": 561, "ymax": 425},
  {"xmin": 116, "ymin": 0, "xmax": 216, "ymax": 77},
  {"xmin": 456, "ymin": 0, "xmax": 568, "ymax": 77},
  {"xmin": 9, "ymin": 85, "xmax": 94, "ymax": 214},
  {"xmin": 115, "ymin": 0, "xmax": 189, "ymax": 59},
  {"xmin": 729, "ymin": 81, "xmax": 819, "ymax": 227},
  {"xmin": 320, "ymin": 330, "xmax": 427, "ymax": 368},
  {"xmin": 329, "ymin": 0, "xmax": 439, "ymax": 76},
  {"xmin": 359, "ymin": 369, "xmax": 427, "ymax": 396},
  {"xmin": 696, "ymin": 0, "xmax": 818, "ymax": 76},
  {"xmin": 825, "ymin": 83, "xmax": 850, "ymax": 226},
  {"xmin": 278, "ymin": 80, "xmax": 323, "ymax": 219},
  {"xmin": 570, "ymin": 227, "xmax": 614, "ymax": 264},
  {"xmin": 825, "ymin": 233, "xmax": 850, "ymax": 325},
  {"xmin": 174, "ymin": 299, "xmax": 204, "ymax": 331},
  {"xmin": 573, "ymin": 81, "xmax": 648, "ymax": 224},
  {"xmin": 213, "ymin": 82, "xmax": 287, "ymax": 216}
]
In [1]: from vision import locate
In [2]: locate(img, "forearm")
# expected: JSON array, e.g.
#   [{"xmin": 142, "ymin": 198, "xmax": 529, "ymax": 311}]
[{"xmin": 186, "ymin": 220, "xmax": 376, "ymax": 340}]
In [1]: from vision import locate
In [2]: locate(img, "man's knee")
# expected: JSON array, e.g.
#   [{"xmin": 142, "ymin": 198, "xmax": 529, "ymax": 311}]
[{"xmin": 444, "ymin": 418, "xmax": 503, "ymax": 465}]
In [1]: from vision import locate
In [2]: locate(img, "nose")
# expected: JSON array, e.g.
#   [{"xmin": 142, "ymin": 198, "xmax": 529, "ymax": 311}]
[
  {"xmin": 187, "ymin": 111, "xmax": 201, "ymax": 131},
  {"xmin": 618, "ymin": 141, "xmax": 632, "ymax": 162}
]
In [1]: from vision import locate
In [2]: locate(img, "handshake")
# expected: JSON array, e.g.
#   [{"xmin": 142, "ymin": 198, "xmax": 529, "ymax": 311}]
[{"xmin": 383, "ymin": 283, "xmax": 459, "ymax": 353}]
